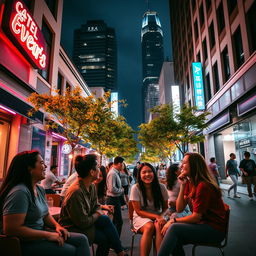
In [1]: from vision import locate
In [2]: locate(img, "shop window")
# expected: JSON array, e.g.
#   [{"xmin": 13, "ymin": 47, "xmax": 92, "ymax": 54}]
[
  {"xmin": 38, "ymin": 20, "xmax": 53, "ymax": 82},
  {"xmin": 202, "ymin": 38, "xmax": 208, "ymax": 61},
  {"xmin": 217, "ymin": 2, "xmax": 225, "ymax": 34},
  {"xmin": 57, "ymin": 73, "xmax": 63, "ymax": 95},
  {"xmin": 227, "ymin": 0, "xmax": 237, "ymax": 16},
  {"xmin": 233, "ymin": 26, "xmax": 244, "ymax": 70},
  {"xmin": 205, "ymin": 0, "xmax": 212, "ymax": 13},
  {"xmin": 246, "ymin": 1, "xmax": 256, "ymax": 54},
  {"xmin": 0, "ymin": 119, "xmax": 10, "ymax": 179},
  {"xmin": 221, "ymin": 46, "xmax": 231, "ymax": 82},
  {"xmin": 197, "ymin": 51, "xmax": 201, "ymax": 62},
  {"xmin": 44, "ymin": 0, "xmax": 57, "ymax": 19},
  {"xmin": 204, "ymin": 73, "xmax": 212, "ymax": 102},
  {"xmin": 194, "ymin": 19, "xmax": 199, "ymax": 41},
  {"xmin": 213, "ymin": 62, "xmax": 220, "ymax": 93},
  {"xmin": 199, "ymin": 4, "xmax": 205, "ymax": 27},
  {"xmin": 31, "ymin": 127, "xmax": 46, "ymax": 159},
  {"xmin": 209, "ymin": 22, "xmax": 215, "ymax": 49}
]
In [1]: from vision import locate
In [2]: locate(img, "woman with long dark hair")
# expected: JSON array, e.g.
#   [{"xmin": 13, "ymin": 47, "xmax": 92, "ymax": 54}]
[
  {"xmin": 129, "ymin": 163, "xmax": 168, "ymax": 255},
  {"xmin": 0, "ymin": 151, "xmax": 89, "ymax": 256},
  {"xmin": 166, "ymin": 164, "xmax": 190, "ymax": 218},
  {"xmin": 158, "ymin": 153, "xmax": 227, "ymax": 256},
  {"xmin": 94, "ymin": 165, "xmax": 107, "ymax": 204}
]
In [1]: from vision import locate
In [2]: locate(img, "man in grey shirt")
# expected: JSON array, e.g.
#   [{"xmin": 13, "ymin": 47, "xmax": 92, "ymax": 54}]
[{"xmin": 106, "ymin": 156, "xmax": 124, "ymax": 237}]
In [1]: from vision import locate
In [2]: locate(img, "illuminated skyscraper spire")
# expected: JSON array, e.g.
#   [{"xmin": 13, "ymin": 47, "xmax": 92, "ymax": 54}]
[{"xmin": 141, "ymin": 11, "xmax": 164, "ymax": 122}]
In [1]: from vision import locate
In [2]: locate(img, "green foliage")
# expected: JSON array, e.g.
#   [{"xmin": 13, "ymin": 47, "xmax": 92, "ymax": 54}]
[
  {"xmin": 28, "ymin": 87, "xmax": 137, "ymax": 164},
  {"xmin": 139, "ymin": 103, "xmax": 210, "ymax": 156}
]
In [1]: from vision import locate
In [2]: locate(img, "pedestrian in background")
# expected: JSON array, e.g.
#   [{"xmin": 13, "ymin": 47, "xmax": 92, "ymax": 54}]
[
  {"xmin": 225, "ymin": 153, "xmax": 241, "ymax": 198},
  {"xmin": 120, "ymin": 163, "xmax": 130, "ymax": 209},
  {"xmin": 239, "ymin": 151, "xmax": 256, "ymax": 200},
  {"xmin": 208, "ymin": 157, "xmax": 220, "ymax": 186},
  {"xmin": 106, "ymin": 156, "xmax": 125, "ymax": 237},
  {"xmin": 133, "ymin": 161, "xmax": 140, "ymax": 183}
]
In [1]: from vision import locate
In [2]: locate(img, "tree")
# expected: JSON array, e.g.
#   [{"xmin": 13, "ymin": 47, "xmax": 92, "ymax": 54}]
[
  {"xmin": 28, "ymin": 88, "xmax": 113, "ymax": 174},
  {"xmin": 139, "ymin": 103, "xmax": 210, "ymax": 157}
]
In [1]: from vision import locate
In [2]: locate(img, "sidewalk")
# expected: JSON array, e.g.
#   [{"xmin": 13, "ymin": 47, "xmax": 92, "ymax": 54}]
[{"xmin": 220, "ymin": 177, "xmax": 248, "ymax": 195}]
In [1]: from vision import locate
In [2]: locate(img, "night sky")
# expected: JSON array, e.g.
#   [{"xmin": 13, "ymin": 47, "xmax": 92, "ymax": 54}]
[{"xmin": 61, "ymin": 0, "xmax": 172, "ymax": 130}]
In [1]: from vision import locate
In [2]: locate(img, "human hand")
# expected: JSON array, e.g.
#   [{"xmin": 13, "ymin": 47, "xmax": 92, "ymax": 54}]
[
  {"xmin": 56, "ymin": 225, "xmax": 70, "ymax": 241},
  {"xmin": 156, "ymin": 216, "xmax": 167, "ymax": 229},
  {"xmin": 244, "ymin": 172, "xmax": 248, "ymax": 176},
  {"xmin": 178, "ymin": 173, "xmax": 189, "ymax": 185},
  {"xmin": 161, "ymin": 219, "xmax": 174, "ymax": 236},
  {"xmin": 47, "ymin": 232, "xmax": 65, "ymax": 246},
  {"xmin": 103, "ymin": 205, "xmax": 114, "ymax": 213},
  {"xmin": 96, "ymin": 209, "xmax": 104, "ymax": 216}
]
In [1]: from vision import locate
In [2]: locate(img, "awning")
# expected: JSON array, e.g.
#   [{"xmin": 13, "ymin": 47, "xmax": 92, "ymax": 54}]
[{"xmin": 0, "ymin": 88, "xmax": 44, "ymax": 123}]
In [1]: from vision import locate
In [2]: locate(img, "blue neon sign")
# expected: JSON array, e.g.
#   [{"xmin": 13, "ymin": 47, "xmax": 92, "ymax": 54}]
[{"xmin": 192, "ymin": 62, "xmax": 205, "ymax": 110}]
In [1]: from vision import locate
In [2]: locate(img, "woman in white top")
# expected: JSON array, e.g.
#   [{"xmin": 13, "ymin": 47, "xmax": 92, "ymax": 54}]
[
  {"xmin": 166, "ymin": 164, "xmax": 191, "ymax": 218},
  {"xmin": 129, "ymin": 163, "xmax": 168, "ymax": 256}
]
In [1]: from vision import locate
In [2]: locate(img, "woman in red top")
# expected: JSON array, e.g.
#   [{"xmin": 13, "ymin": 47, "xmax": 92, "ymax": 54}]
[{"xmin": 158, "ymin": 153, "xmax": 227, "ymax": 256}]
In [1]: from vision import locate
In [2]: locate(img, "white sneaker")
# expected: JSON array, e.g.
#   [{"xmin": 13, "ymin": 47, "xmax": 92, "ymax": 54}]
[
  {"xmin": 227, "ymin": 191, "xmax": 231, "ymax": 198},
  {"xmin": 249, "ymin": 197, "xmax": 254, "ymax": 201},
  {"xmin": 233, "ymin": 194, "xmax": 241, "ymax": 198}
]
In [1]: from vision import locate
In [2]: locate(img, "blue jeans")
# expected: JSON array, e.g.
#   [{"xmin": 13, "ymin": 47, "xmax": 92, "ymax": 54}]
[
  {"xmin": 158, "ymin": 223, "xmax": 225, "ymax": 256},
  {"xmin": 21, "ymin": 232, "xmax": 90, "ymax": 256},
  {"xmin": 94, "ymin": 215, "xmax": 123, "ymax": 256},
  {"xmin": 106, "ymin": 196, "xmax": 123, "ymax": 237}
]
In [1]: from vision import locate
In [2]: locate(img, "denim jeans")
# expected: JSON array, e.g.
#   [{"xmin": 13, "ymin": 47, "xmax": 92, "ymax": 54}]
[
  {"xmin": 228, "ymin": 174, "xmax": 238, "ymax": 196},
  {"xmin": 94, "ymin": 215, "xmax": 123, "ymax": 256},
  {"xmin": 158, "ymin": 223, "xmax": 225, "ymax": 256},
  {"xmin": 21, "ymin": 232, "xmax": 90, "ymax": 256}
]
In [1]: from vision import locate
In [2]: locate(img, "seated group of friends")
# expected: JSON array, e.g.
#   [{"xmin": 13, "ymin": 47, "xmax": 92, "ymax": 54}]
[{"xmin": 0, "ymin": 151, "xmax": 228, "ymax": 256}]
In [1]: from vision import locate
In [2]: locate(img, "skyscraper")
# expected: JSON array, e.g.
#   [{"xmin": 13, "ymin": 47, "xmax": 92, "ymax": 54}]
[
  {"xmin": 73, "ymin": 20, "xmax": 117, "ymax": 91},
  {"xmin": 141, "ymin": 11, "xmax": 164, "ymax": 122}
]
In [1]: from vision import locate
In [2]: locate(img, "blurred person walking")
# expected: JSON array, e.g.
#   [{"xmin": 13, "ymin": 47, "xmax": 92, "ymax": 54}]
[
  {"xmin": 208, "ymin": 157, "xmax": 220, "ymax": 186},
  {"xmin": 225, "ymin": 153, "xmax": 241, "ymax": 198}
]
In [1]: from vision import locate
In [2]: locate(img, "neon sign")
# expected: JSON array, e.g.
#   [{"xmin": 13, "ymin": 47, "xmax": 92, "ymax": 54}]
[
  {"xmin": 2, "ymin": 0, "xmax": 47, "ymax": 69},
  {"xmin": 192, "ymin": 62, "xmax": 205, "ymax": 110}
]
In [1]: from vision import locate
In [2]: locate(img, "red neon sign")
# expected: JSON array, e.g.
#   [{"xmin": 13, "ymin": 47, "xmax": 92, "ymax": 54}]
[{"xmin": 2, "ymin": 0, "xmax": 47, "ymax": 69}]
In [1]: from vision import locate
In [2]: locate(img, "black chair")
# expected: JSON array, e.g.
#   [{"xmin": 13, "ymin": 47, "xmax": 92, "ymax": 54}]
[
  {"xmin": 0, "ymin": 235, "xmax": 22, "ymax": 256},
  {"xmin": 192, "ymin": 204, "xmax": 230, "ymax": 256},
  {"xmin": 128, "ymin": 201, "xmax": 156, "ymax": 256}
]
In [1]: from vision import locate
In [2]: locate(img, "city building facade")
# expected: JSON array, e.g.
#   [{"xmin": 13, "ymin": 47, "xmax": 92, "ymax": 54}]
[
  {"xmin": 170, "ymin": 0, "xmax": 256, "ymax": 177},
  {"xmin": 141, "ymin": 11, "xmax": 164, "ymax": 122},
  {"xmin": 0, "ymin": 0, "xmax": 91, "ymax": 179},
  {"xmin": 73, "ymin": 20, "xmax": 117, "ymax": 91}
]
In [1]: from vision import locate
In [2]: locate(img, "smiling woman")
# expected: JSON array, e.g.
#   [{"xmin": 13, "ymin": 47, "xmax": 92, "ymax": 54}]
[
  {"xmin": 0, "ymin": 150, "xmax": 90, "ymax": 256},
  {"xmin": 129, "ymin": 163, "xmax": 168, "ymax": 255}
]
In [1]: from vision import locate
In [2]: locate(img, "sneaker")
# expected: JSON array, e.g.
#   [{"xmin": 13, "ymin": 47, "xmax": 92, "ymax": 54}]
[
  {"xmin": 227, "ymin": 191, "xmax": 231, "ymax": 198},
  {"xmin": 249, "ymin": 197, "xmax": 254, "ymax": 201},
  {"xmin": 233, "ymin": 194, "xmax": 241, "ymax": 198}
]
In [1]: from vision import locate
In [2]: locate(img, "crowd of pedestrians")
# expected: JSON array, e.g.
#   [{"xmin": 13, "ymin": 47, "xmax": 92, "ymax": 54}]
[{"xmin": 0, "ymin": 149, "xmax": 255, "ymax": 255}]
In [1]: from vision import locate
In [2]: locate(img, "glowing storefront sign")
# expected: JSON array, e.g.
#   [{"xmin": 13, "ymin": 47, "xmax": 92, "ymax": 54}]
[
  {"xmin": 2, "ymin": 0, "xmax": 47, "ymax": 69},
  {"xmin": 192, "ymin": 62, "xmax": 205, "ymax": 110}
]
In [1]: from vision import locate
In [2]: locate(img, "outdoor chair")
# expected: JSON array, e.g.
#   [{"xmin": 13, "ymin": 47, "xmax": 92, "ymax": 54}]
[
  {"xmin": 128, "ymin": 201, "xmax": 156, "ymax": 256},
  {"xmin": 0, "ymin": 235, "xmax": 22, "ymax": 256},
  {"xmin": 191, "ymin": 203, "xmax": 230, "ymax": 256}
]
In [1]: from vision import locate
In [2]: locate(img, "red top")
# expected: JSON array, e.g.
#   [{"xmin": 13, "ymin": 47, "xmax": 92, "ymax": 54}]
[{"xmin": 184, "ymin": 181, "xmax": 226, "ymax": 233}]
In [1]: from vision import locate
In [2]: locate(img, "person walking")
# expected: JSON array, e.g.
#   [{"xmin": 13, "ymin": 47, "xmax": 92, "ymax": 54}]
[
  {"xmin": 120, "ymin": 163, "xmax": 130, "ymax": 209},
  {"xmin": 158, "ymin": 153, "xmax": 227, "ymax": 256},
  {"xmin": 106, "ymin": 156, "xmax": 125, "ymax": 237},
  {"xmin": 208, "ymin": 157, "xmax": 221, "ymax": 186},
  {"xmin": 225, "ymin": 153, "xmax": 241, "ymax": 198},
  {"xmin": 239, "ymin": 151, "xmax": 256, "ymax": 200}
]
